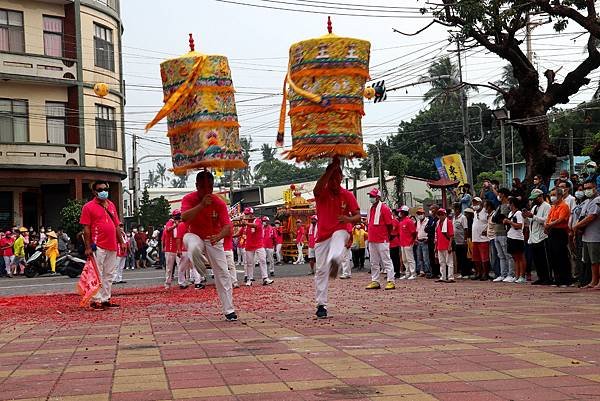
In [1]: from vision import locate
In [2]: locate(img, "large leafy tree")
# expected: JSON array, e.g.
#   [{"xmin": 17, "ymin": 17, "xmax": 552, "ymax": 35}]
[
  {"xmin": 426, "ymin": 0, "xmax": 600, "ymax": 182},
  {"xmin": 156, "ymin": 163, "xmax": 167, "ymax": 188},
  {"xmin": 138, "ymin": 188, "xmax": 170, "ymax": 228}
]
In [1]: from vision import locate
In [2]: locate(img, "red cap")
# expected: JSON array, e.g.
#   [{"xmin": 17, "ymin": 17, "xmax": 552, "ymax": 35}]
[
  {"xmin": 368, "ymin": 188, "xmax": 381, "ymax": 197},
  {"xmin": 243, "ymin": 207, "xmax": 254, "ymax": 215}
]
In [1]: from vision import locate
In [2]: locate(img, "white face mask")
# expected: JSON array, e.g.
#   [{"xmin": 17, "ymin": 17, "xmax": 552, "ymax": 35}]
[
  {"xmin": 497, "ymin": 196, "xmax": 502, "ymax": 202},
  {"xmin": 584, "ymin": 189, "xmax": 595, "ymax": 198},
  {"xmin": 550, "ymin": 196, "xmax": 557, "ymax": 204},
  {"xmin": 473, "ymin": 205, "xmax": 482, "ymax": 211},
  {"xmin": 575, "ymin": 191, "xmax": 585, "ymax": 200},
  {"xmin": 369, "ymin": 197, "xmax": 377, "ymax": 205},
  {"xmin": 417, "ymin": 214, "xmax": 425, "ymax": 221}
]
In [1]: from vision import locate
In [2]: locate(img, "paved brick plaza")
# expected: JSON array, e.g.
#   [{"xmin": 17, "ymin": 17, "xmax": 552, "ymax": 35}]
[{"xmin": 1, "ymin": 274, "xmax": 600, "ymax": 401}]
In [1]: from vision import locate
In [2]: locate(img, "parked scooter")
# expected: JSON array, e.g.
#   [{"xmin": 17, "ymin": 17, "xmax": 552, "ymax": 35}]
[
  {"xmin": 24, "ymin": 244, "xmax": 85, "ymax": 278},
  {"xmin": 146, "ymin": 238, "xmax": 160, "ymax": 266}
]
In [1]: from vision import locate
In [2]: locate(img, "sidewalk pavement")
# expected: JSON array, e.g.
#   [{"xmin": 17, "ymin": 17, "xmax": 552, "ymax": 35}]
[{"xmin": 1, "ymin": 273, "xmax": 600, "ymax": 401}]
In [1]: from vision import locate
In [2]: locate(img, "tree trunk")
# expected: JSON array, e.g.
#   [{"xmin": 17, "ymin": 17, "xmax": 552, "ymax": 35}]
[{"xmin": 506, "ymin": 88, "xmax": 557, "ymax": 186}]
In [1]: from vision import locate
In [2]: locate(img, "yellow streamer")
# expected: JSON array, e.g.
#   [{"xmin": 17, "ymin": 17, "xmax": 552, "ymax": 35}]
[{"xmin": 145, "ymin": 55, "xmax": 206, "ymax": 132}]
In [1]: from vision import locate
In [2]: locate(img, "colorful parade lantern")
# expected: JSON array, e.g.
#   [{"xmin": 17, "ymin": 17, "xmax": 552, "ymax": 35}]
[
  {"xmin": 146, "ymin": 34, "xmax": 246, "ymax": 175},
  {"xmin": 276, "ymin": 17, "xmax": 371, "ymax": 162}
]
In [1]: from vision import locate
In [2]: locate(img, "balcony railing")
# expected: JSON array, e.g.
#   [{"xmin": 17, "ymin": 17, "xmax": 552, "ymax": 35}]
[
  {"xmin": 0, "ymin": 143, "xmax": 80, "ymax": 167},
  {"xmin": 0, "ymin": 52, "xmax": 78, "ymax": 83}
]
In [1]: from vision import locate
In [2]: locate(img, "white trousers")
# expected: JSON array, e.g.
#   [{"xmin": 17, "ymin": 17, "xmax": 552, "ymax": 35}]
[
  {"xmin": 4, "ymin": 256, "xmax": 13, "ymax": 275},
  {"xmin": 93, "ymin": 247, "xmax": 117, "ymax": 303},
  {"xmin": 224, "ymin": 250, "xmax": 237, "ymax": 285},
  {"xmin": 401, "ymin": 246, "xmax": 416, "ymax": 277},
  {"xmin": 275, "ymin": 244, "xmax": 282, "ymax": 263},
  {"xmin": 315, "ymin": 230, "xmax": 349, "ymax": 306},
  {"xmin": 245, "ymin": 248, "xmax": 268, "ymax": 280},
  {"xmin": 177, "ymin": 251, "xmax": 202, "ymax": 286},
  {"xmin": 438, "ymin": 250, "xmax": 454, "ymax": 280},
  {"xmin": 184, "ymin": 233, "xmax": 235, "ymax": 315},
  {"xmin": 369, "ymin": 242, "xmax": 395, "ymax": 282},
  {"xmin": 165, "ymin": 252, "xmax": 178, "ymax": 285},
  {"xmin": 115, "ymin": 256, "xmax": 126, "ymax": 282},
  {"xmin": 341, "ymin": 247, "xmax": 352, "ymax": 277},
  {"xmin": 265, "ymin": 248, "xmax": 275, "ymax": 273},
  {"xmin": 296, "ymin": 243, "xmax": 305, "ymax": 263}
]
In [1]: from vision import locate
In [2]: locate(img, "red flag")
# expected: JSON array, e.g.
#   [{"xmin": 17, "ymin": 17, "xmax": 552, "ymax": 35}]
[{"xmin": 76, "ymin": 256, "xmax": 102, "ymax": 307}]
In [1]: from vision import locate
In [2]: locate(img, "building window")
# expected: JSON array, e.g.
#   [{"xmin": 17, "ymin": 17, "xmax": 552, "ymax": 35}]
[
  {"xmin": 46, "ymin": 102, "xmax": 66, "ymax": 144},
  {"xmin": 0, "ymin": 9, "xmax": 24, "ymax": 53},
  {"xmin": 43, "ymin": 16, "xmax": 63, "ymax": 57},
  {"xmin": 96, "ymin": 104, "xmax": 116, "ymax": 150},
  {"xmin": 0, "ymin": 99, "xmax": 28, "ymax": 143},
  {"xmin": 94, "ymin": 23, "xmax": 114, "ymax": 71}
]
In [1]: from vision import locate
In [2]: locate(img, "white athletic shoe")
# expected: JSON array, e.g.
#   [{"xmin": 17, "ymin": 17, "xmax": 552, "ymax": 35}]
[
  {"xmin": 407, "ymin": 275, "xmax": 417, "ymax": 280},
  {"xmin": 398, "ymin": 275, "xmax": 408, "ymax": 280},
  {"xmin": 503, "ymin": 276, "xmax": 516, "ymax": 283},
  {"xmin": 493, "ymin": 276, "xmax": 505, "ymax": 282},
  {"xmin": 245, "ymin": 280, "xmax": 252, "ymax": 286}
]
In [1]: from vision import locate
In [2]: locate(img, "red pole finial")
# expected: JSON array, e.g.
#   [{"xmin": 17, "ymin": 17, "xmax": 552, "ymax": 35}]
[
  {"xmin": 189, "ymin": 33, "xmax": 195, "ymax": 52},
  {"xmin": 327, "ymin": 16, "xmax": 332, "ymax": 34}
]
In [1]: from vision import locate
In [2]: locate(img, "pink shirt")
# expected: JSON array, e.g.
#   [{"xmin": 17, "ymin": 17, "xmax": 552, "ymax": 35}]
[
  {"xmin": 162, "ymin": 219, "xmax": 178, "ymax": 253},
  {"xmin": 79, "ymin": 199, "xmax": 120, "ymax": 252},
  {"xmin": 435, "ymin": 218, "xmax": 454, "ymax": 251},
  {"xmin": 368, "ymin": 202, "xmax": 393, "ymax": 243},
  {"xmin": 315, "ymin": 188, "xmax": 360, "ymax": 243},
  {"xmin": 245, "ymin": 218, "xmax": 264, "ymax": 251},
  {"xmin": 308, "ymin": 223, "xmax": 317, "ymax": 248},
  {"xmin": 181, "ymin": 192, "xmax": 231, "ymax": 240},
  {"xmin": 263, "ymin": 225, "xmax": 275, "ymax": 249},
  {"xmin": 296, "ymin": 225, "xmax": 305, "ymax": 244},
  {"xmin": 398, "ymin": 216, "xmax": 417, "ymax": 247}
]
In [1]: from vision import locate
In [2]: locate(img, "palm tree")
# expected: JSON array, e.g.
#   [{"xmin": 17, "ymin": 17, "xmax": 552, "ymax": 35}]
[
  {"xmin": 170, "ymin": 176, "xmax": 187, "ymax": 188},
  {"xmin": 156, "ymin": 163, "xmax": 167, "ymax": 187},
  {"xmin": 493, "ymin": 64, "xmax": 518, "ymax": 107},
  {"xmin": 422, "ymin": 56, "xmax": 478, "ymax": 106},
  {"xmin": 144, "ymin": 170, "xmax": 160, "ymax": 188}
]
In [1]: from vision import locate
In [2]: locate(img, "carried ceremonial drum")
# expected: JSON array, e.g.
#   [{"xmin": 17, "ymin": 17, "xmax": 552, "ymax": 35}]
[
  {"xmin": 146, "ymin": 34, "xmax": 246, "ymax": 175},
  {"xmin": 276, "ymin": 18, "xmax": 371, "ymax": 162}
]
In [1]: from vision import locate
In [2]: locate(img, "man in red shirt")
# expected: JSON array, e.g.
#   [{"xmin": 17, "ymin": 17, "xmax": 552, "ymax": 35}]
[
  {"xmin": 307, "ymin": 215, "xmax": 318, "ymax": 275},
  {"xmin": 294, "ymin": 219, "xmax": 306, "ymax": 264},
  {"xmin": 274, "ymin": 220, "xmax": 283, "ymax": 264},
  {"xmin": 181, "ymin": 171, "xmax": 238, "ymax": 321},
  {"xmin": 313, "ymin": 157, "xmax": 361, "ymax": 319},
  {"xmin": 262, "ymin": 216, "xmax": 276, "ymax": 277},
  {"xmin": 366, "ymin": 188, "xmax": 396, "ymax": 290},
  {"xmin": 134, "ymin": 228, "xmax": 148, "ymax": 269},
  {"xmin": 162, "ymin": 209, "xmax": 181, "ymax": 289},
  {"xmin": 1, "ymin": 231, "xmax": 15, "ymax": 277},
  {"xmin": 80, "ymin": 180, "xmax": 124, "ymax": 310},
  {"xmin": 241, "ymin": 207, "xmax": 274, "ymax": 286},
  {"xmin": 435, "ymin": 208, "xmax": 455, "ymax": 283},
  {"xmin": 398, "ymin": 205, "xmax": 417, "ymax": 280}
]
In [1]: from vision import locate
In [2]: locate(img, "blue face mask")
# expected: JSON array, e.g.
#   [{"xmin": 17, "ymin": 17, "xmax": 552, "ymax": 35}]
[{"xmin": 97, "ymin": 190, "xmax": 109, "ymax": 200}]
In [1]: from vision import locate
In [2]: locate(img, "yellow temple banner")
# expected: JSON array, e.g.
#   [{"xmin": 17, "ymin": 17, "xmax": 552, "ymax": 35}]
[{"xmin": 441, "ymin": 154, "xmax": 467, "ymax": 185}]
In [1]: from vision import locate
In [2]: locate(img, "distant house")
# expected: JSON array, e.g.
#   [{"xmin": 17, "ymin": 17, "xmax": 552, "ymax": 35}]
[{"xmin": 507, "ymin": 156, "xmax": 592, "ymax": 183}]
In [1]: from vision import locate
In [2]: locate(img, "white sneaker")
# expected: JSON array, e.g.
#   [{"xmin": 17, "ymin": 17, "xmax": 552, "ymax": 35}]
[
  {"xmin": 455, "ymin": 274, "xmax": 462, "ymax": 279},
  {"xmin": 407, "ymin": 275, "xmax": 417, "ymax": 280},
  {"xmin": 233, "ymin": 282, "xmax": 240, "ymax": 288},
  {"xmin": 516, "ymin": 277, "xmax": 527, "ymax": 284},
  {"xmin": 493, "ymin": 276, "xmax": 505, "ymax": 282},
  {"xmin": 503, "ymin": 276, "xmax": 516, "ymax": 283},
  {"xmin": 398, "ymin": 275, "xmax": 407, "ymax": 280},
  {"xmin": 245, "ymin": 280, "xmax": 252, "ymax": 286},
  {"xmin": 262, "ymin": 278, "xmax": 274, "ymax": 286}
]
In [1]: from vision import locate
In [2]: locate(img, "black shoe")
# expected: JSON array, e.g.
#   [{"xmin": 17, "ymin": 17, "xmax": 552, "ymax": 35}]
[
  {"xmin": 155, "ymin": 266, "xmax": 163, "ymax": 269},
  {"xmin": 225, "ymin": 312, "xmax": 238, "ymax": 321},
  {"xmin": 244, "ymin": 276, "xmax": 248, "ymax": 283},
  {"xmin": 470, "ymin": 275, "xmax": 481, "ymax": 281},
  {"xmin": 532, "ymin": 279, "xmax": 544, "ymax": 285},
  {"xmin": 101, "ymin": 301, "xmax": 120, "ymax": 308},
  {"xmin": 435, "ymin": 279, "xmax": 447, "ymax": 283},
  {"xmin": 479, "ymin": 276, "xmax": 490, "ymax": 281},
  {"xmin": 270, "ymin": 271, "xmax": 274, "ymax": 277},
  {"xmin": 194, "ymin": 283, "xmax": 205, "ymax": 289},
  {"xmin": 179, "ymin": 284, "xmax": 189, "ymax": 289},
  {"xmin": 426, "ymin": 274, "xmax": 434, "ymax": 279},
  {"xmin": 90, "ymin": 302, "xmax": 105, "ymax": 310},
  {"xmin": 316, "ymin": 305, "xmax": 327, "ymax": 319}
]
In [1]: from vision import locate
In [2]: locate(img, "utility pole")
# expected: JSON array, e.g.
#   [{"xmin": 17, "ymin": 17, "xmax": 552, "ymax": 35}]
[
  {"xmin": 526, "ymin": 12, "xmax": 533, "ymax": 62},
  {"xmin": 568, "ymin": 128, "xmax": 574, "ymax": 175},
  {"xmin": 131, "ymin": 133, "xmax": 139, "ymax": 223},
  {"xmin": 456, "ymin": 36, "xmax": 473, "ymax": 186},
  {"xmin": 500, "ymin": 121, "xmax": 507, "ymax": 187}
]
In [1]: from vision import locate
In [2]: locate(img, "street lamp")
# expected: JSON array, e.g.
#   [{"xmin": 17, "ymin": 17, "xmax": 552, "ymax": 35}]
[{"xmin": 492, "ymin": 108, "xmax": 510, "ymax": 187}]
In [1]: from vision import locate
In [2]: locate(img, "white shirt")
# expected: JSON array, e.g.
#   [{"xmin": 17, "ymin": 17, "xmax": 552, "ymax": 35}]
[
  {"xmin": 416, "ymin": 218, "xmax": 428, "ymax": 240},
  {"xmin": 564, "ymin": 194, "xmax": 576, "ymax": 212},
  {"xmin": 472, "ymin": 208, "xmax": 489, "ymax": 243},
  {"xmin": 507, "ymin": 210, "xmax": 524, "ymax": 241},
  {"xmin": 528, "ymin": 201, "xmax": 550, "ymax": 244}
]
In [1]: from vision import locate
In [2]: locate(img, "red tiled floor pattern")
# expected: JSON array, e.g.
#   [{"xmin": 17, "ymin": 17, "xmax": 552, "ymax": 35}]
[{"xmin": 1, "ymin": 273, "xmax": 600, "ymax": 400}]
